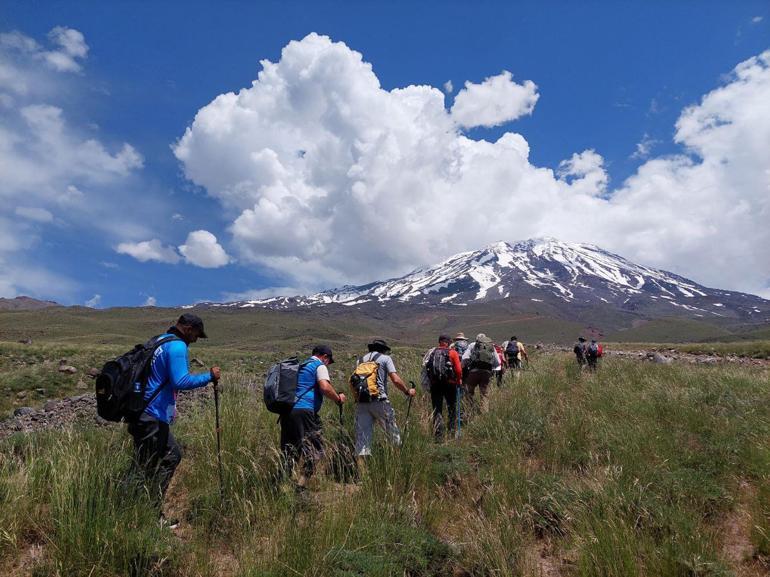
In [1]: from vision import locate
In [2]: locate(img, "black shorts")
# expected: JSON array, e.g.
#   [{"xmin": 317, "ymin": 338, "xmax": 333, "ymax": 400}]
[{"xmin": 280, "ymin": 409, "xmax": 324, "ymax": 474}]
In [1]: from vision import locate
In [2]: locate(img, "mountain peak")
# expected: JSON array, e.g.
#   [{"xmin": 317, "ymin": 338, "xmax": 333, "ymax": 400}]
[{"xmin": 209, "ymin": 238, "xmax": 770, "ymax": 323}]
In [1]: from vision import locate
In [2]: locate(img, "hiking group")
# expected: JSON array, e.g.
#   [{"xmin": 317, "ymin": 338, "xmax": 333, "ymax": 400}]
[
  {"xmin": 573, "ymin": 336, "xmax": 603, "ymax": 371},
  {"xmin": 96, "ymin": 313, "xmax": 601, "ymax": 526}
]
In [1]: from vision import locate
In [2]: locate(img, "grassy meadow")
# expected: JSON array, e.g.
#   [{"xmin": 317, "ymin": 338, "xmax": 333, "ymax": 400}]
[{"xmin": 2, "ymin": 349, "xmax": 770, "ymax": 576}]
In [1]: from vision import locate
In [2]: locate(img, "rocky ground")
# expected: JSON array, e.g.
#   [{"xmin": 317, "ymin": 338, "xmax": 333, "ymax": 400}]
[{"xmin": 0, "ymin": 386, "xmax": 215, "ymax": 441}]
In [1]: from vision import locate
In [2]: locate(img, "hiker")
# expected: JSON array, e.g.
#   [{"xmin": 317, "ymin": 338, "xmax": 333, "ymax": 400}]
[
  {"xmin": 461, "ymin": 333, "xmax": 500, "ymax": 414},
  {"xmin": 422, "ymin": 335, "xmax": 463, "ymax": 440},
  {"xmin": 585, "ymin": 339, "xmax": 602, "ymax": 371},
  {"xmin": 493, "ymin": 342, "xmax": 507, "ymax": 387},
  {"xmin": 280, "ymin": 345, "xmax": 346, "ymax": 489},
  {"xmin": 127, "ymin": 313, "xmax": 220, "ymax": 522},
  {"xmin": 352, "ymin": 339, "xmax": 415, "ymax": 459},
  {"xmin": 503, "ymin": 335, "xmax": 528, "ymax": 371},
  {"xmin": 573, "ymin": 336, "xmax": 587, "ymax": 369},
  {"xmin": 450, "ymin": 332, "xmax": 470, "ymax": 381}
]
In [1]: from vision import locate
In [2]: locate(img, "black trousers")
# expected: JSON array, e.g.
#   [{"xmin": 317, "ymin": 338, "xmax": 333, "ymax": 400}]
[
  {"xmin": 430, "ymin": 381, "xmax": 458, "ymax": 439},
  {"xmin": 127, "ymin": 414, "xmax": 182, "ymax": 507},
  {"xmin": 280, "ymin": 409, "xmax": 324, "ymax": 480}
]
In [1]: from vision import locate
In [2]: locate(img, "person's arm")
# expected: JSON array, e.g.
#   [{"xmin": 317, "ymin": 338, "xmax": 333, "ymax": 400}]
[
  {"xmin": 449, "ymin": 349, "xmax": 463, "ymax": 383},
  {"xmin": 389, "ymin": 372, "xmax": 415, "ymax": 397},
  {"xmin": 318, "ymin": 379, "xmax": 345, "ymax": 405},
  {"xmin": 520, "ymin": 344, "xmax": 529, "ymax": 361},
  {"xmin": 492, "ymin": 350, "xmax": 501, "ymax": 369},
  {"xmin": 167, "ymin": 341, "xmax": 212, "ymax": 390},
  {"xmin": 462, "ymin": 346, "xmax": 472, "ymax": 362}
]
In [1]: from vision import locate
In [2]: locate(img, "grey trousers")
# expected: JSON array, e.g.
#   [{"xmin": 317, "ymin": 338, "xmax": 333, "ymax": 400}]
[{"xmin": 354, "ymin": 401, "xmax": 401, "ymax": 456}]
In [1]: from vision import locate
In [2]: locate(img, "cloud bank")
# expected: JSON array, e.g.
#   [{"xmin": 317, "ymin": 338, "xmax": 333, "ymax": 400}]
[{"xmin": 174, "ymin": 34, "xmax": 770, "ymax": 297}]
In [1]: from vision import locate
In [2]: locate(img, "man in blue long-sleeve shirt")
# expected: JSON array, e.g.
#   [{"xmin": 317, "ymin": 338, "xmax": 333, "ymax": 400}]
[{"xmin": 127, "ymin": 313, "xmax": 221, "ymax": 519}]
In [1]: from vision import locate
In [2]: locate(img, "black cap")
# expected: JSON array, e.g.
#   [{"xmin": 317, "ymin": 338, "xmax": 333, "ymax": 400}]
[
  {"xmin": 367, "ymin": 339, "xmax": 391, "ymax": 353},
  {"xmin": 177, "ymin": 313, "xmax": 208, "ymax": 338},
  {"xmin": 312, "ymin": 344, "xmax": 334, "ymax": 364},
  {"xmin": 578, "ymin": 336, "xmax": 586, "ymax": 342},
  {"xmin": 438, "ymin": 334, "xmax": 452, "ymax": 343}
]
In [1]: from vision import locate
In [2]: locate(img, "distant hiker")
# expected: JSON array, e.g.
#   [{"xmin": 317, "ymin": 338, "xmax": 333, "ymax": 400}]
[
  {"xmin": 351, "ymin": 339, "xmax": 415, "ymax": 461},
  {"xmin": 503, "ymin": 336, "xmax": 528, "ymax": 371},
  {"xmin": 461, "ymin": 333, "xmax": 500, "ymax": 414},
  {"xmin": 450, "ymin": 332, "xmax": 470, "ymax": 380},
  {"xmin": 422, "ymin": 335, "xmax": 463, "ymax": 440},
  {"xmin": 280, "ymin": 345, "xmax": 346, "ymax": 489},
  {"xmin": 450, "ymin": 332, "xmax": 469, "ymax": 357},
  {"xmin": 493, "ymin": 342, "xmax": 507, "ymax": 387},
  {"xmin": 585, "ymin": 339, "xmax": 602, "ymax": 371},
  {"xmin": 573, "ymin": 337, "xmax": 587, "ymax": 369},
  {"xmin": 127, "ymin": 314, "xmax": 220, "ymax": 522}
]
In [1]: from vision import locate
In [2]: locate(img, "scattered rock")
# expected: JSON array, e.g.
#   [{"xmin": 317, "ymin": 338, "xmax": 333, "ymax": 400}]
[
  {"xmin": 58, "ymin": 358, "xmax": 68, "ymax": 365},
  {"xmin": 650, "ymin": 353, "xmax": 674, "ymax": 365},
  {"xmin": 14, "ymin": 407, "xmax": 34, "ymax": 417},
  {"xmin": 35, "ymin": 388, "xmax": 46, "ymax": 395},
  {"xmin": 17, "ymin": 338, "xmax": 32, "ymax": 345},
  {"xmin": 44, "ymin": 400, "xmax": 57, "ymax": 412},
  {"xmin": 58, "ymin": 365, "xmax": 77, "ymax": 374},
  {"xmin": 87, "ymin": 367, "xmax": 100, "ymax": 378},
  {"xmin": 16, "ymin": 391, "xmax": 27, "ymax": 400}
]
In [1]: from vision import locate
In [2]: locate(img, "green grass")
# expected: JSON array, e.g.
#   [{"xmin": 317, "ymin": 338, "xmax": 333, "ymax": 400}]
[{"xmin": 3, "ymin": 352, "xmax": 770, "ymax": 576}]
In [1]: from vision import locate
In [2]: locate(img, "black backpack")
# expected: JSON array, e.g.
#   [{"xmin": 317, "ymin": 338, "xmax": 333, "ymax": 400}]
[
  {"xmin": 263, "ymin": 357, "xmax": 314, "ymax": 415},
  {"xmin": 505, "ymin": 340, "xmax": 519, "ymax": 357},
  {"xmin": 587, "ymin": 342, "xmax": 599, "ymax": 358},
  {"xmin": 427, "ymin": 348, "xmax": 454, "ymax": 383},
  {"xmin": 95, "ymin": 335, "xmax": 180, "ymax": 422}
]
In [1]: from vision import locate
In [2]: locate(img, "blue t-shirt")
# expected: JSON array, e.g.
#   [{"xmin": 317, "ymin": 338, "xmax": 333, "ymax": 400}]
[
  {"xmin": 292, "ymin": 357, "xmax": 326, "ymax": 413},
  {"xmin": 143, "ymin": 334, "xmax": 212, "ymax": 423}
]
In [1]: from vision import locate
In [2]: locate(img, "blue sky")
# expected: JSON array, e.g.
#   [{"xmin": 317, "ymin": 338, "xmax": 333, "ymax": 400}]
[{"xmin": 1, "ymin": 1, "xmax": 769, "ymax": 306}]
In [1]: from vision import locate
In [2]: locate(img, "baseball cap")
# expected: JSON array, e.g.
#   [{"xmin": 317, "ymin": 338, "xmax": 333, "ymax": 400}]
[
  {"xmin": 177, "ymin": 313, "xmax": 208, "ymax": 338},
  {"xmin": 312, "ymin": 344, "xmax": 334, "ymax": 364}
]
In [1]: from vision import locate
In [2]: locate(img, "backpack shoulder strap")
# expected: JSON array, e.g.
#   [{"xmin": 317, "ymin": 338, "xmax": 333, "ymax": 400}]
[{"xmin": 140, "ymin": 335, "xmax": 182, "ymax": 413}]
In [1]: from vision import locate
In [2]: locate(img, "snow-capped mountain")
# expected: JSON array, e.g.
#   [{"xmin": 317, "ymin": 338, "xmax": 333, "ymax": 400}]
[{"xmin": 210, "ymin": 238, "xmax": 770, "ymax": 322}]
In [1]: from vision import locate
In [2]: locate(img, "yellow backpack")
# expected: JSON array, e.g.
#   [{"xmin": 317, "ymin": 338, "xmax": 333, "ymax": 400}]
[{"xmin": 350, "ymin": 353, "xmax": 381, "ymax": 402}]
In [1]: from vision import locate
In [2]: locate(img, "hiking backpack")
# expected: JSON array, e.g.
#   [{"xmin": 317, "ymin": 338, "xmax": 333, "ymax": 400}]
[
  {"xmin": 469, "ymin": 341, "xmax": 496, "ymax": 370},
  {"xmin": 505, "ymin": 340, "xmax": 519, "ymax": 358},
  {"xmin": 597, "ymin": 344, "xmax": 603, "ymax": 358},
  {"xmin": 95, "ymin": 335, "xmax": 180, "ymax": 422},
  {"xmin": 263, "ymin": 357, "xmax": 316, "ymax": 415},
  {"xmin": 451, "ymin": 340, "xmax": 468, "ymax": 357},
  {"xmin": 349, "ymin": 353, "xmax": 381, "ymax": 403},
  {"xmin": 427, "ymin": 348, "xmax": 454, "ymax": 383},
  {"xmin": 587, "ymin": 342, "xmax": 599, "ymax": 358}
]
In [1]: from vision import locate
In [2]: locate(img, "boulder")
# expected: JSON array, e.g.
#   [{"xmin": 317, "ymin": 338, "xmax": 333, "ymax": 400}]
[
  {"xmin": 652, "ymin": 353, "xmax": 673, "ymax": 365},
  {"xmin": 58, "ymin": 365, "xmax": 77, "ymax": 374},
  {"xmin": 13, "ymin": 407, "xmax": 34, "ymax": 417},
  {"xmin": 44, "ymin": 400, "xmax": 58, "ymax": 412},
  {"xmin": 35, "ymin": 388, "xmax": 46, "ymax": 395}
]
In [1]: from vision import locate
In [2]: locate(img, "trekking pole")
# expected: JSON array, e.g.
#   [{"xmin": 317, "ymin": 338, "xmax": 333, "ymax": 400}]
[
  {"xmin": 212, "ymin": 377, "xmax": 225, "ymax": 502},
  {"xmin": 403, "ymin": 381, "xmax": 415, "ymax": 436},
  {"xmin": 338, "ymin": 401, "xmax": 344, "ymax": 426}
]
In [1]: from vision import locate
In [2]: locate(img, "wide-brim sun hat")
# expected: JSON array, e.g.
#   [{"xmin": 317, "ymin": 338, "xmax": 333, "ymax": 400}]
[
  {"xmin": 454, "ymin": 332, "xmax": 466, "ymax": 340},
  {"xmin": 476, "ymin": 333, "xmax": 492, "ymax": 343},
  {"xmin": 367, "ymin": 339, "xmax": 391, "ymax": 353}
]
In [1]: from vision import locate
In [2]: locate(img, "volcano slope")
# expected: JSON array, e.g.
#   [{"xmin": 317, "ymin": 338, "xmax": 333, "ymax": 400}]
[{"xmin": 2, "ymin": 344, "xmax": 770, "ymax": 576}]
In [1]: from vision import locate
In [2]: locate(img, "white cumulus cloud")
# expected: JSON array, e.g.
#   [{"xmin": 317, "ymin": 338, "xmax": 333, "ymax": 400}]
[
  {"xmin": 178, "ymin": 230, "xmax": 231, "ymax": 268},
  {"xmin": 116, "ymin": 239, "xmax": 180, "ymax": 264},
  {"xmin": 85, "ymin": 294, "xmax": 101, "ymax": 308},
  {"xmin": 143, "ymin": 295, "xmax": 157, "ymax": 306},
  {"xmin": 15, "ymin": 206, "xmax": 54, "ymax": 222},
  {"xmin": 174, "ymin": 34, "xmax": 770, "ymax": 297},
  {"xmin": 450, "ymin": 70, "xmax": 539, "ymax": 128}
]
